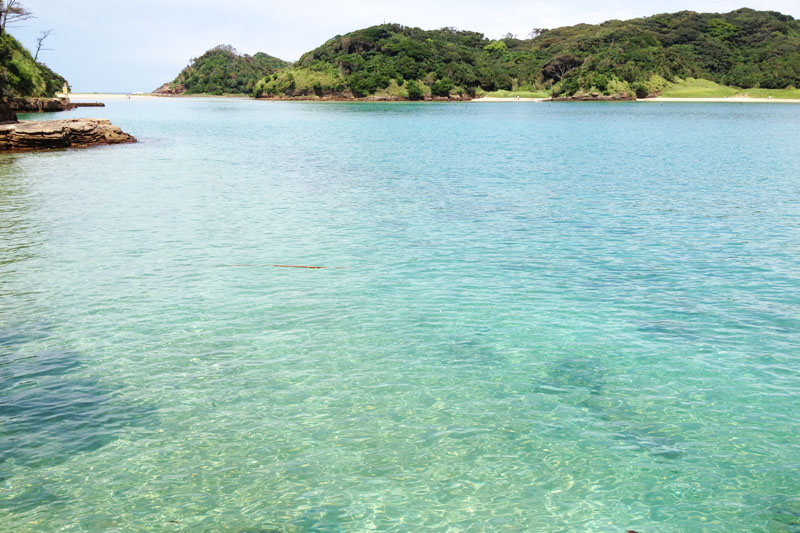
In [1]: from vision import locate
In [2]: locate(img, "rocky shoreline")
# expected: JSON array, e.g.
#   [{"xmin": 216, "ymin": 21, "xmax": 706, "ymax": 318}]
[
  {"xmin": 8, "ymin": 97, "xmax": 106, "ymax": 113},
  {"xmin": 8, "ymin": 97, "xmax": 72, "ymax": 112},
  {"xmin": 0, "ymin": 118, "xmax": 136, "ymax": 151},
  {"xmin": 550, "ymin": 93, "xmax": 636, "ymax": 102}
]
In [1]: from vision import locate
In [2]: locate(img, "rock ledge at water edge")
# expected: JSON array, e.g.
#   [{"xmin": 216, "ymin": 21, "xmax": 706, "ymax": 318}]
[{"xmin": 0, "ymin": 118, "xmax": 136, "ymax": 151}]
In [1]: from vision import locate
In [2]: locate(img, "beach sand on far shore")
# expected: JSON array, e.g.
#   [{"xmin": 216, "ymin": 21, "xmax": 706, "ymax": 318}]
[
  {"xmin": 641, "ymin": 96, "xmax": 800, "ymax": 103},
  {"xmin": 475, "ymin": 96, "xmax": 800, "ymax": 103},
  {"xmin": 472, "ymin": 97, "xmax": 548, "ymax": 102},
  {"xmin": 63, "ymin": 93, "xmax": 158, "ymax": 100},
  {"xmin": 63, "ymin": 93, "xmax": 252, "ymax": 101}
]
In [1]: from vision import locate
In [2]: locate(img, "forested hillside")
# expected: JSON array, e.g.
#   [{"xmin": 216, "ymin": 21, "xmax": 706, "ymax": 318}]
[
  {"xmin": 0, "ymin": 32, "xmax": 65, "ymax": 97},
  {"xmin": 155, "ymin": 45, "xmax": 288, "ymax": 95},
  {"xmin": 252, "ymin": 8, "xmax": 800, "ymax": 99}
]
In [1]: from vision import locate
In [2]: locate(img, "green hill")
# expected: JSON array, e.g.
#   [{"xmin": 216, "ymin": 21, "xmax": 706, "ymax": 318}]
[
  {"xmin": 524, "ymin": 8, "xmax": 800, "ymax": 98},
  {"xmin": 0, "ymin": 33, "xmax": 66, "ymax": 97},
  {"xmin": 253, "ymin": 25, "xmax": 503, "ymax": 99},
  {"xmin": 253, "ymin": 9, "xmax": 800, "ymax": 100},
  {"xmin": 155, "ymin": 45, "xmax": 289, "ymax": 95}
]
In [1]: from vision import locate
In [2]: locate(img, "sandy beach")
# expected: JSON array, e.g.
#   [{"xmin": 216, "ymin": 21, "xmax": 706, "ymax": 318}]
[
  {"xmin": 640, "ymin": 96, "xmax": 800, "ymax": 104},
  {"xmin": 474, "ymin": 96, "xmax": 800, "ymax": 104},
  {"xmin": 472, "ymin": 97, "xmax": 548, "ymax": 102},
  {"xmin": 64, "ymin": 93, "xmax": 251, "ymax": 101},
  {"xmin": 64, "ymin": 93, "xmax": 158, "ymax": 100}
]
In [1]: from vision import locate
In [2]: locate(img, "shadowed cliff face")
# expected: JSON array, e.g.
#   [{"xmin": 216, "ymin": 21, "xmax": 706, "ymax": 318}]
[{"xmin": 0, "ymin": 100, "xmax": 16, "ymax": 123}]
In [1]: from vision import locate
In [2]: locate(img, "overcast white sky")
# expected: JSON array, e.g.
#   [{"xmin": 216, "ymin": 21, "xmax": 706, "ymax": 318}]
[{"xmin": 10, "ymin": 0, "xmax": 800, "ymax": 92}]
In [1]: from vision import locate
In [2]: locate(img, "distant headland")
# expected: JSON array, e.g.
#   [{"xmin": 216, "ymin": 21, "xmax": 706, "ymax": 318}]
[{"xmin": 154, "ymin": 8, "xmax": 800, "ymax": 102}]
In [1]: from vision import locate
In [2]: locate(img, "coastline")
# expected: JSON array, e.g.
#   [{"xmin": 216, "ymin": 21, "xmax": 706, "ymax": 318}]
[
  {"xmin": 472, "ymin": 97, "xmax": 548, "ymax": 102},
  {"xmin": 64, "ymin": 93, "xmax": 800, "ymax": 104},
  {"xmin": 475, "ymin": 96, "xmax": 800, "ymax": 104},
  {"xmin": 640, "ymin": 96, "xmax": 800, "ymax": 104}
]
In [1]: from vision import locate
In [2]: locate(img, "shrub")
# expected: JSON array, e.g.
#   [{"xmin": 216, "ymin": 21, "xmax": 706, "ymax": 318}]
[
  {"xmin": 431, "ymin": 76, "xmax": 454, "ymax": 96},
  {"xmin": 406, "ymin": 80, "xmax": 424, "ymax": 100},
  {"xmin": 483, "ymin": 41, "xmax": 508, "ymax": 54}
]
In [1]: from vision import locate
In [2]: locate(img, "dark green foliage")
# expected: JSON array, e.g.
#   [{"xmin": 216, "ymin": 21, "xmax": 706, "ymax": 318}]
[
  {"xmin": 0, "ymin": 33, "xmax": 65, "ymax": 97},
  {"xmin": 289, "ymin": 24, "xmax": 513, "ymax": 96},
  {"xmin": 406, "ymin": 80, "xmax": 424, "ymax": 100},
  {"xmin": 159, "ymin": 45, "xmax": 288, "ymax": 95},
  {"xmin": 253, "ymin": 9, "xmax": 800, "ymax": 99},
  {"xmin": 532, "ymin": 8, "xmax": 800, "ymax": 95},
  {"xmin": 430, "ymin": 76, "xmax": 453, "ymax": 96}
]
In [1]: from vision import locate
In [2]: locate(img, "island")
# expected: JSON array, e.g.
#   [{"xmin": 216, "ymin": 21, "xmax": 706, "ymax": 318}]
[{"xmin": 154, "ymin": 9, "xmax": 800, "ymax": 102}]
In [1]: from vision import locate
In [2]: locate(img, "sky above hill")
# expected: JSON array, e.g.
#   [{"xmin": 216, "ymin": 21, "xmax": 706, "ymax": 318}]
[{"xmin": 11, "ymin": 0, "xmax": 800, "ymax": 92}]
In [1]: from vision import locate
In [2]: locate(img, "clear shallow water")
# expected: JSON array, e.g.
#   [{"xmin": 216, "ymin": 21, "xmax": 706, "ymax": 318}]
[{"xmin": 1, "ymin": 99, "xmax": 800, "ymax": 531}]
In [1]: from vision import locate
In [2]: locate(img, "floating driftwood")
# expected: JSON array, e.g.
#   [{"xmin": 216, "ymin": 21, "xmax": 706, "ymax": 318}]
[{"xmin": 230, "ymin": 264, "xmax": 348, "ymax": 269}]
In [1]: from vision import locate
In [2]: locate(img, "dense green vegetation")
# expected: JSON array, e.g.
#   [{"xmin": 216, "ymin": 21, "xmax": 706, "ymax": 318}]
[
  {"xmin": 0, "ymin": 32, "xmax": 65, "ymax": 97},
  {"xmin": 526, "ymin": 8, "xmax": 800, "ymax": 98},
  {"xmin": 253, "ymin": 25, "xmax": 511, "ymax": 98},
  {"xmin": 253, "ymin": 9, "xmax": 800, "ymax": 99},
  {"xmin": 157, "ymin": 45, "xmax": 288, "ymax": 95}
]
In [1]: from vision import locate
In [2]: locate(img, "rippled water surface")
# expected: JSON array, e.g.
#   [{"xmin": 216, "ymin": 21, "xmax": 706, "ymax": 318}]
[{"xmin": 2, "ymin": 99, "xmax": 800, "ymax": 531}]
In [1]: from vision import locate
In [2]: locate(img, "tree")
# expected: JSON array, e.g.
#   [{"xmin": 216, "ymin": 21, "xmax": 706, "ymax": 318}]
[
  {"xmin": 431, "ymin": 76, "xmax": 453, "ymax": 96},
  {"xmin": 0, "ymin": 0, "xmax": 33, "ymax": 35},
  {"xmin": 484, "ymin": 41, "xmax": 508, "ymax": 54},
  {"xmin": 527, "ymin": 28, "xmax": 548, "ymax": 39},
  {"xmin": 34, "ymin": 28, "xmax": 53, "ymax": 61},
  {"xmin": 406, "ymin": 80, "xmax": 424, "ymax": 100},
  {"xmin": 542, "ymin": 55, "xmax": 583, "ymax": 81}
]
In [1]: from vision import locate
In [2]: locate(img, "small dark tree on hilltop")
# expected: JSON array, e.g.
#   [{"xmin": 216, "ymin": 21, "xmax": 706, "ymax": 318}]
[
  {"xmin": 527, "ymin": 28, "xmax": 548, "ymax": 39},
  {"xmin": 212, "ymin": 44, "xmax": 238, "ymax": 55},
  {"xmin": 34, "ymin": 28, "xmax": 53, "ymax": 61}
]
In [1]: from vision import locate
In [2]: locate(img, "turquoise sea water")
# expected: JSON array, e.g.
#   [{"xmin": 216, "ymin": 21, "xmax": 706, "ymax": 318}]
[{"xmin": 2, "ymin": 99, "xmax": 800, "ymax": 531}]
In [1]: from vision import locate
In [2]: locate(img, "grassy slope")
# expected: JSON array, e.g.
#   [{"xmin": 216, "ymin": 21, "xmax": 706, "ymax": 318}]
[
  {"xmin": 0, "ymin": 33, "xmax": 65, "ymax": 97},
  {"xmin": 478, "ymin": 89, "xmax": 550, "ymax": 98},
  {"xmin": 660, "ymin": 78, "xmax": 800, "ymax": 98}
]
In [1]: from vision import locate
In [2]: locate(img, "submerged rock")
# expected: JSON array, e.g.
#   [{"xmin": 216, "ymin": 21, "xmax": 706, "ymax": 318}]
[{"xmin": 0, "ymin": 118, "xmax": 136, "ymax": 151}]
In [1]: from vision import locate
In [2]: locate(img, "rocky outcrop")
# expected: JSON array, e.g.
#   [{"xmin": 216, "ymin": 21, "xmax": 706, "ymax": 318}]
[
  {"xmin": 9, "ymin": 97, "xmax": 72, "ymax": 112},
  {"xmin": 0, "ymin": 101, "xmax": 17, "ymax": 123},
  {"xmin": 6, "ymin": 97, "xmax": 106, "ymax": 113},
  {"xmin": 0, "ymin": 118, "xmax": 136, "ymax": 151},
  {"xmin": 550, "ymin": 92, "xmax": 636, "ymax": 102},
  {"xmin": 153, "ymin": 83, "xmax": 186, "ymax": 96}
]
